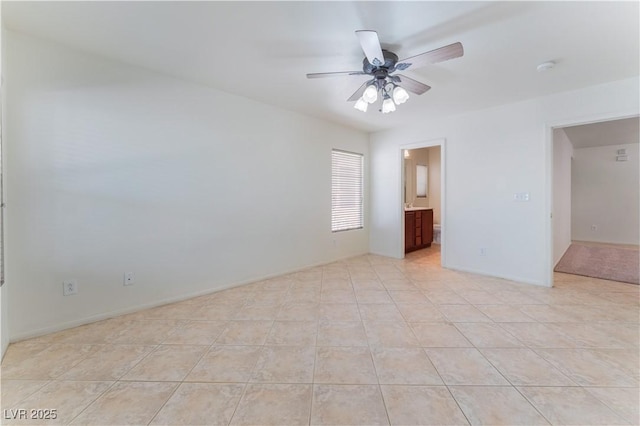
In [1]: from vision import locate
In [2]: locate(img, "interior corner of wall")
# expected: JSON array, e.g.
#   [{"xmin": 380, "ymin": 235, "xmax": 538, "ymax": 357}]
[{"xmin": 0, "ymin": 285, "xmax": 9, "ymax": 360}]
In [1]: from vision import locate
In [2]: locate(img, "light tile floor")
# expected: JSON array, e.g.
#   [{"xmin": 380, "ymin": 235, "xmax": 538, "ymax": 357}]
[{"xmin": 1, "ymin": 246, "xmax": 639, "ymax": 425}]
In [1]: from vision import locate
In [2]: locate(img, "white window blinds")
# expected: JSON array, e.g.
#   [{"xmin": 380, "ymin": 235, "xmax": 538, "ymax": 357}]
[{"xmin": 331, "ymin": 149, "xmax": 364, "ymax": 232}]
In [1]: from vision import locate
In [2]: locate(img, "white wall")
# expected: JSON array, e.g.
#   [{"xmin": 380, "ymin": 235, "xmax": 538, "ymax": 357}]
[
  {"xmin": 553, "ymin": 129, "xmax": 573, "ymax": 265},
  {"xmin": 428, "ymin": 147, "xmax": 441, "ymax": 225},
  {"xmin": 0, "ymin": 9, "xmax": 9, "ymax": 359},
  {"xmin": 4, "ymin": 31, "xmax": 369, "ymax": 341},
  {"xmin": 370, "ymin": 77, "xmax": 639, "ymax": 286},
  {"xmin": 572, "ymin": 142, "xmax": 639, "ymax": 245},
  {"xmin": 0, "ymin": 289, "xmax": 7, "ymax": 359}
]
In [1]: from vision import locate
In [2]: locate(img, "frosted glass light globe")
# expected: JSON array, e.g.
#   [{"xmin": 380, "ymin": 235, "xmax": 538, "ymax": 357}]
[
  {"xmin": 382, "ymin": 97, "xmax": 396, "ymax": 113},
  {"xmin": 354, "ymin": 97, "xmax": 368, "ymax": 112},
  {"xmin": 362, "ymin": 85, "xmax": 378, "ymax": 104},
  {"xmin": 392, "ymin": 86, "xmax": 409, "ymax": 104}
]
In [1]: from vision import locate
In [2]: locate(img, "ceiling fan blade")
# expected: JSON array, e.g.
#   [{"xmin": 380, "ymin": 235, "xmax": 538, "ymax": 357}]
[
  {"xmin": 394, "ymin": 74, "xmax": 431, "ymax": 95},
  {"xmin": 355, "ymin": 30, "xmax": 385, "ymax": 66},
  {"xmin": 306, "ymin": 71, "xmax": 366, "ymax": 79},
  {"xmin": 347, "ymin": 81, "xmax": 370, "ymax": 102},
  {"xmin": 396, "ymin": 42, "xmax": 464, "ymax": 71}
]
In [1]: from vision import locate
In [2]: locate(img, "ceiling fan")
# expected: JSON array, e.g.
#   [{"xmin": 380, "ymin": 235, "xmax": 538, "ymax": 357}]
[{"xmin": 306, "ymin": 30, "xmax": 464, "ymax": 113}]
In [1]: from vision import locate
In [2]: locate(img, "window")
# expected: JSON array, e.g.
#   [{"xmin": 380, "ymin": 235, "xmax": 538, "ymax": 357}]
[{"xmin": 331, "ymin": 149, "xmax": 364, "ymax": 232}]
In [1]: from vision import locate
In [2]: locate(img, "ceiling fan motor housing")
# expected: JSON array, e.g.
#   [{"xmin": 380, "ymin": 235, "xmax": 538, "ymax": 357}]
[{"xmin": 362, "ymin": 50, "xmax": 398, "ymax": 76}]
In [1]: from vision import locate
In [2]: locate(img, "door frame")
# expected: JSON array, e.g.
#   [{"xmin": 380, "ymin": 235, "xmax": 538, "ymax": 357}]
[
  {"xmin": 545, "ymin": 111, "xmax": 639, "ymax": 287},
  {"xmin": 398, "ymin": 138, "xmax": 446, "ymax": 265}
]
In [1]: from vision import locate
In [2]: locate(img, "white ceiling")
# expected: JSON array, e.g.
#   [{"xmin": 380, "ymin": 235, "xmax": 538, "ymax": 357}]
[
  {"xmin": 3, "ymin": 1, "xmax": 639, "ymax": 133},
  {"xmin": 563, "ymin": 117, "xmax": 639, "ymax": 149}
]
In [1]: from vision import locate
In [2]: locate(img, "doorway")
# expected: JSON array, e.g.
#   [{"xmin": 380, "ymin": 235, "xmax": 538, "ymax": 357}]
[
  {"xmin": 399, "ymin": 139, "xmax": 446, "ymax": 266},
  {"xmin": 549, "ymin": 116, "xmax": 639, "ymax": 285}
]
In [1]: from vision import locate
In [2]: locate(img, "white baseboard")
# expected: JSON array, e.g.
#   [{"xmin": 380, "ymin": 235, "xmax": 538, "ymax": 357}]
[
  {"xmin": 443, "ymin": 263, "xmax": 551, "ymax": 288},
  {"xmin": 10, "ymin": 251, "xmax": 368, "ymax": 343}
]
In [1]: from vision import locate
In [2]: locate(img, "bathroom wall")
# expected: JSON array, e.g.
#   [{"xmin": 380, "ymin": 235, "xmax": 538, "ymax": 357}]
[
  {"xmin": 404, "ymin": 148, "xmax": 429, "ymax": 208},
  {"xmin": 428, "ymin": 146, "xmax": 441, "ymax": 224},
  {"xmin": 404, "ymin": 147, "xmax": 441, "ymax": 223}
]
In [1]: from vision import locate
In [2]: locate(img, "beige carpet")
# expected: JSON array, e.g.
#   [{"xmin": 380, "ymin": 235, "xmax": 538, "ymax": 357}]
[{"xmin": 555, "ymin": 243, "xmax": 639, "ymax": 285}]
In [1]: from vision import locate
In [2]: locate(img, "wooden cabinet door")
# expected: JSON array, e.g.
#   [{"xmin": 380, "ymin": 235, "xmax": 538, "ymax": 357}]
[
  {"xmin": 414, "ymin": 211, "xmax": 422, "ymax": 247},
  {"xmin": 405, "ymin": 212, "xmax": 415, "ymax": 252},
  {"xmin": 421, "ymin": 209, "xmax": 433, "ymax": 246}
]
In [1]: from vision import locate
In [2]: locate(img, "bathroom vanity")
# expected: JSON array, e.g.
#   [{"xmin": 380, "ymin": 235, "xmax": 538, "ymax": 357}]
[{"xmin": 404, "ymin": 207, "xmax": 433, "ymax": 253}]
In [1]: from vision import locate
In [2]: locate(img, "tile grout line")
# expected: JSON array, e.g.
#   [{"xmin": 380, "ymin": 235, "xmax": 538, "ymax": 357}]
[
  {"xmin": 56, "ymin": 340, "xmax": 162, "ymax": 423},
  {"xmin": 65, "ymin": 379, "xmax": 120, "ymax": 424},
  {"xmin": 475, "ymin": 345, "xmax": 557, "ymax": 425},
  {"xmin": 580, "ymin": 386, "xmax": 639, "ymax": 424},
  {"xmin": 307, "ymin": 265, "xmax": 327, "ymax": 426},
  {"xmin": 425, "ymin": 273, "xmax": 549, "ymax": 425},
  {"xmin": 230, "ymin": 317, "xmax": 279, "ymax": 424},
  {"xmin": 3, "ymin": 248, "xmax": 638, "ymax": 425},
  {"xmin": 145, "ymin": 333, "xmax": 218, "ymax": 425},
  {"xmin": 144, "ymin": 380, "xmax": 181, "ymax": 426},
  {"xmin": 356, "ymin": 258, "xmax": 392, "ymax": 426}
]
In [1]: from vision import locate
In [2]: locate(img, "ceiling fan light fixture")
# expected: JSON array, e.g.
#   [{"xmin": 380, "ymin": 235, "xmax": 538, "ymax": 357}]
[
  {"xmin": 306, "ymin": 30, "xmax": 464, "ymax": 115},
  {"xmin": 392, "ymin": 86, "xmax": 409, "ymax": 104},
  {"xmin": 362, "ymin": 84, "xmax": 378, "ymax": 103},
  {"xmin": 381, "ymin": 95, "xmax": 396, "ymax": 114},
  {"xmin": 354, "ymin": 97, "xmax": 368, "ymax": 112}
]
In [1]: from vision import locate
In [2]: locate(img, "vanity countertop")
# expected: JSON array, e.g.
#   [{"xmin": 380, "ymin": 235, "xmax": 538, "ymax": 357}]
[{"xmin": 404, "ymin": 207, "xmax": 433, "ymax": 211}]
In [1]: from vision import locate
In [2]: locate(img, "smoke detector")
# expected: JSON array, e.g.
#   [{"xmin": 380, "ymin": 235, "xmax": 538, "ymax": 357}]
[{"xmin": 537, "ymin": 61, "xmax": 556, "ymax": 72}]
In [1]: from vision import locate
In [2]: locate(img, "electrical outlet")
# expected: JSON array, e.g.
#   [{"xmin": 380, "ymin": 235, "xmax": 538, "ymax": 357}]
[
  {"xmin": 63, "ymin": 280, "xmax": 78, "ymax": 296},
  {"xmin": 479, "ymin": 248, "xmax": 487, "ymax": 256},
  {"xmin": 124, "ymin": 272, "xmax": 135, "ymax": 286}
]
